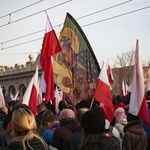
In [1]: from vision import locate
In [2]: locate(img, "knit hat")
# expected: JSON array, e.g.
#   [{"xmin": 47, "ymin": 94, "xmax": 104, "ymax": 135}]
[
  {"xmin": 81, "ymin": 107, "xmax": 105, "ymax": 134},
  {"xmin": 127, "ymin": 113, "xmax": 139, "ymax": 122}
]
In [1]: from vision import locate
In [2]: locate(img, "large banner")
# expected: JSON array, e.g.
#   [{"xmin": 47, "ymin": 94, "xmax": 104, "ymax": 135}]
[{"xmin": 53, "ymin": 13, "xmax": 100, "ymax": 105}]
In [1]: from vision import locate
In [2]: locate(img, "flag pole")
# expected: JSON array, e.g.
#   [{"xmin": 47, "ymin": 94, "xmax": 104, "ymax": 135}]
[{"xmin": 90, "ymin": 97, "xmax": 94, "ymax": 109}]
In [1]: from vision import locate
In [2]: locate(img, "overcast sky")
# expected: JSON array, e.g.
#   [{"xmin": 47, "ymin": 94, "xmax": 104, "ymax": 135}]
[{"xmin": 0, "ymin": 0, "xmax": 150, "ymax": 67}]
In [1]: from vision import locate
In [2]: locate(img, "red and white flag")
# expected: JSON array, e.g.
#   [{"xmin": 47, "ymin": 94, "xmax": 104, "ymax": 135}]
[
  {"xmin": 107, "ymin": 60, "xmax": 114, "ymax": 84},
  {"xmin": 147, "ymin": 70, "xmax": 150, "ymax": 91},
  {"xmin": 94, "ymin": 62, "xmax": 114, "ymax": 122},
  {"xmin": 129, "ymin": 40, "xmax": 150, "ymax": 124},
  {"xmin": 121, "ymin": 79, "xmax": 126, "ymax": 96},
  {"xmin": 40, "ymin": 14, "xmax": 61, "ymax": 104},
  {"xmin": 126, "ymin": 83, "xmax": 131, "ymax": 93},
  {"xmin": 14, "ymin": 90, "xmax": 19, "ymax": 101},
  {"xmin": 0, "ymin": 86, "xmax": 5, "ymax": 107},
  {"xmin": 22, "ymin": 66, "xmax": 39, "ymax": 116},
  {"xmin": 54, "ymin": 86, "xmax": 61, "ymax": 114}
]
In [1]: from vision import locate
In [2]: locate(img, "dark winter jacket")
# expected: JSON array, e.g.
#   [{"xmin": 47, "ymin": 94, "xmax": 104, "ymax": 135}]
[
  {"xmin": 81, "ymin": 135, "xmax": 119, "ymax": 150},
  {"xmin": 50, "ymin": 119, "xmax": 76, "ymax": 150},
  {"xmin": 5, "ymin": 137, "xmax": 48, "ymax": 150},
  {"xmin": 122, "ymin": 119, "xmax": 148, "ymax": 150},
  {"xmin": 62, "ymin": 125, "xmax": 83, "ymax": 150}
]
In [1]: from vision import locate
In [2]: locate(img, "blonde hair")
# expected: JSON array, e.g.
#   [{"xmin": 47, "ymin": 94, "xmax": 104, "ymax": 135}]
[{"xmin": 11, "ymin": 108, "xmax": 48, "ymax": 150}]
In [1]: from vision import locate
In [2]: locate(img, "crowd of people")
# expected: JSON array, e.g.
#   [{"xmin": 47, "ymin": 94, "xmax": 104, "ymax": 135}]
[{"xmin": 0, "ymin": 91, "xmax": 150, "ymax": 150}]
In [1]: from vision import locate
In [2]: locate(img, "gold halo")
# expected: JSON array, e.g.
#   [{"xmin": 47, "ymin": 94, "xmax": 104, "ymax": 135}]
[{"xmin": 59, "ymin": 27, "xmax": 79, "ymax": 54}]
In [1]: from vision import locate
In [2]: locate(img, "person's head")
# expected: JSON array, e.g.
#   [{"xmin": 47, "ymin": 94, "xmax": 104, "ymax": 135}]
[
  {"xmin": 11, "ymin": 107, "xmax": 36, "ymax": 138},
  {"xmin": 114, "ymin": 107, "xmax": 127, "ymax": 124},
  {"xmin": 37, "ymin": 103, "xmax": 46, "ymax": 114},
  {"xmin": 127, "ymin": 113, "xmax": 139, "ymax": 122},
  {"xmin": 59, "ymin": 108, "xmax": 75, "ymax": 121},
  {"xmin": 115, "ymin": 95, "xmax": 123, "ymax": 103},
  {"xmin": 146, "ymin": 90, "xmax": 150, "ymax": 100},
  {"xmin": 0, "ymin": 106, "xmax": 8, "ymax": 114},
  {"xmin": 11, "ymin": 107, "xmax": 48, "ymax": 149},
  {"xmin": 76, "ymin": 100, "xmax": 90, "ymax": 111},
  {"xmin": 47, "ymin": 115, "xmax": 59, "ymax": 128},
  {"xmin": 8, "ymin": 100, "xmax": 20, "ymax": 111},
  {"xmin": 76, "ymin": 108, "xmax": 89, "ymax": 125},
  {"xmin": 80, "ymin": 107, "xmax": 106, "ymax": 149},
  {"xmin": 81, "ymin": 107, "xmax": 105, "ymax": 135},
  {"xmin": 40, "ymin": 109, "xmax": 54, "ymax": 129},
  {"xmin": 58, "ymin": 100, "xmax": 68, "ymax": 111}
]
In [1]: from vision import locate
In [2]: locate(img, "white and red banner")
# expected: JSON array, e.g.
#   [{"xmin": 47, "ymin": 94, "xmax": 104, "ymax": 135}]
[
  {"xmin": 94, "ymin": 62, "xmax": 114, "ymax": 122},
  {"xmin": 22, "ymin": 66, "xmax": 39, "ymax": 116},
  {"xmin": 107, "ymin": 60, "xmax": 114, "ymax": 84},
  {"xmin": 40, "ymin": 14, "xmax": 61, "ymax": 104},
  {"xmin": 129, "ymin": 40, "xmax": 150, "ymax": 124}
]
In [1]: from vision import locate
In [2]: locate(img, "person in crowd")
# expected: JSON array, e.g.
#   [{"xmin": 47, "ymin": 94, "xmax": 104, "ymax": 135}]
[
  {"xmin": 45, "ymin": 100, "xmax": 56, "ymax": 115},
  {"xmin": 146, "ymin": 90, "xmax": 150, "ymax": 100},
  {"xmin": 113, "ymin": 95, "xmax": 126, "ymax": 111},
  {"xmin": 3, "ymin": 100, "xmax": 20, "ymax": 130},
  {"xmin": 122, "ymin": 113, "xmax": 148, "ymax": 150},
  {"xmin": 80, "ymin": 107, "xmax": 119, "ymax": 150},
  {"xmin": 62, "ymin": 108, "xmax": 89, "ymax": 150},
  {"xmin": 0, "ymin": 104, "xmax": 32, "ymax": 148},
  {"xmin": 38, "ymin": 109, "xmax": 54, "ymax": 136},
  {"xmin": 5, "ymin": 107, "xmax": 48, "ymax": 150},
  {"xmin": 57, "ymin": 100, "xmax": 68, "ymax": 116},
  {"xmin": 50, "ymin": 108, "xmax": 76, "ymax": 150},
  {"xmin": 35, "ymin": 102, "xmax": 47, "ymax": 129},
  {"xmin": 0, "ymin": 106, "xmax": 8, "ymax": 132},
  {"xmin": 105, "ymin": 119, "xmax": 121, "ymax": 149},
  {"xmin": 42, "ymin": 114, "xmax": 60, "ymax": 146},
  {"xmin": 75, "ymin": 99, "xmax": 90, "ymax": 111},
  {"xmin": 114, "ymin": 107, "xmax": 127, "ymax": 139},
  {"xmin": 141, "ymin": 100, "xmax": 150, "ymax": 149}
]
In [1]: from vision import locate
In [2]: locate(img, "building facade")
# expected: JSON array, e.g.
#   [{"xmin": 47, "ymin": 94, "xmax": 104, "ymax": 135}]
[{"xmin": 0, "ymin": 54, "xmax": 42, "ymax": 101}]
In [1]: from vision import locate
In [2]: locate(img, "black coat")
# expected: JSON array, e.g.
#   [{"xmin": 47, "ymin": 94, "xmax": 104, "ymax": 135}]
[
  {"xmin": 62, "ymin": 125, "xmax": 83, "ymax": 150},
  {"xmin": 50, "ymin": 119, "xmax": 76, "ymax": 150},
  {"xmin": 82, "ymin": 136, "xmax": 119, "ymax": 150},
  {"xmin": 5, "ymin": 137, "xmax": 48, "ymax": 150}
]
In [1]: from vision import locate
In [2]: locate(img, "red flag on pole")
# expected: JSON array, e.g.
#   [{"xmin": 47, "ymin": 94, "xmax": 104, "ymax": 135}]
[
  {"xmin": 94, "ymin": 62, "xmax": 114, "ymax": 122},
  {"xmin": 121, "ymin": 79, "xmax": 126, "ymax": 96},
  {"xmin": 129, "ymin": 39, "xmax": 150, "ymax": 124},
  {"xmin": 107, "ymin": 61, "xmax": 114, "ymax": 84},
  {"xmin": 22, "ymin": 66, "xmax": 39, "ymax": 116},
  {"xmin": 40, "ymin": 14, "xmax": 61, "ymax": 104}
]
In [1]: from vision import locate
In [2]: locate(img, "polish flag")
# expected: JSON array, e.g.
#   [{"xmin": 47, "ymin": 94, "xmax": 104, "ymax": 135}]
[
  {"xmin": 121, "ymin": 79, "xmax": 126, "ymax": 96},
  {"xmin": 54, "ymin": 86, "xmax": 61, "ymax": 114},
  {"xmin": 60, "ymin": 90, "xmax": 66, "ymax": 101},
  {"xmin": 126, "ymin": 83, "xmax": 131, "ymax": 93},
  {"xmin": 0, "ymin": 86, "xmax": 5, "ymax": 107},
  {"xmin": 40, "ymin": 14, "xmax": 61, "ymax": 104},
  {"xmin": 14, "ymin": 90, "xmax": 19, "ymax": 101},
  {"xmin": 129, "ymin": 40, "xmax": 150, "ymax": 124},
  {"xmin": 147, "ymin": 70, "xmax": 150, "ymax": 91},
  {"xmin": 94, "ymin": 62, "xmax": 114, "ymax": 122},
  {"xmin": 22, "ymin": 66, "xmax": 39, "ymax": 116},
  {"xmin": 107, "ymin": 61, "xmax": 114, "ymax": 84}
]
